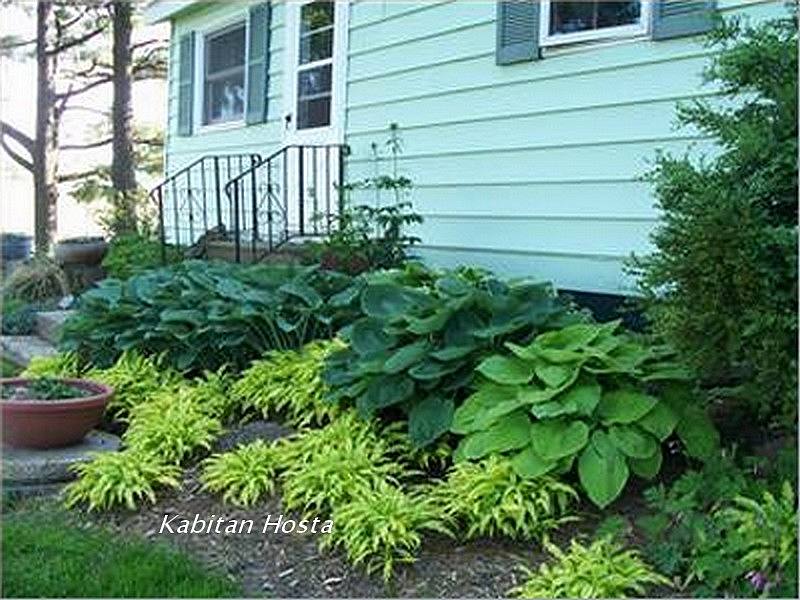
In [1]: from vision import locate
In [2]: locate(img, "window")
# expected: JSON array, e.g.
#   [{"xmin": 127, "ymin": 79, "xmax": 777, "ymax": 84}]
[
  {"xmin": 296, "ymin": 1, "xmax": 335, "ymax": 129},
  {"xmin": 541, "ymin": 1, "xmax": 649, "ymax": 46},
  {"xmin": 203, "ymin": 23, "xmax": 246, "ymax": 125}
]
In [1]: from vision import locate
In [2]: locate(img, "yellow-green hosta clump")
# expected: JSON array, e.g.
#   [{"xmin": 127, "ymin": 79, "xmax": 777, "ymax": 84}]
[
  {"xmin": 321, "ymin": 481, "xmax": 451, "ymax": 582},
  {"xmin": 201, "ymin": 440, "xmax": 279, "ymax": 507},
  {"xmin": 232, "ymin": 339, "xmax": 343, "ymax": 428},
  {"xmin": 431, "ymin": 455, "xmax": 579, "ymax": 541},
  {"xmin": 22, "ymin": 352, "xmax": 82, "ymax": 378},
  {"xmin": 64, "ymin": 450, "xmax": 181, "ymax": 511},
  {"xmin": 510, "ymin": 537, "xmax": 670, "ymax": 598},
  {"xmin": 123, "ymin": 388, "xmax": 222, "ymax": 465},
  {"xmin": 87, "ymin": 350, "xmax": 181, "ymax": 418},
  {"xmin": 274, "ymin": 411, "xmax": 404, "ymax": 515},
  {"xmin": 184, "ymin": 367, "xmax": 239, "ymax": 422}
]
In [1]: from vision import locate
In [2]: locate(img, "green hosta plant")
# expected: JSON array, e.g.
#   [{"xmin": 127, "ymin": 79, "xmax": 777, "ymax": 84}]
[
  {"xmin": 123, "ymin": 389, "xmax": 223, "ymax": 464},
  {"xmin": 61, "ymin": 261, "xmax": 359, "ymax": 373},
  {"xmin": 453, "ymin": 320, "xmax": 719, "ymax": 507},
  {"xmin": 321, "ymin": 481, "xmax": 451, "ymax": 581},
  {"xmin": 431, "ymin": 456, "xmax": 578, "ymax": 540},
  {"xmin": 274, "ymin": 411, "xmax": 404, "ymax": 515},
  {"xmin": 87, "ymin": 351, "xmax": 181, "ymax": 418},
  {"xmin": 64, "ymin": 450, "xmax": 181, "ymax": 511},
  {"xmin": 233, "ymin": 339, "xmax": 344, "ymax": 428},
  {"xmin": 201, "ymin": 440, "xmax": 279, "ymax": 507},
  {"xmin": 510, "ymin": 536, "xmax": 670, "ymax": 598},
  {"xmin": 325, "ymin": 271, "xmax": 578, "ymax": 446}
]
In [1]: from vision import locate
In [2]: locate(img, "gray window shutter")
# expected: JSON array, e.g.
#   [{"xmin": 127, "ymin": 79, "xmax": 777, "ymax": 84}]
[
  {"xmin": 496, "ymin": 0, "xmax": 540, "ymax": 65},
  {"xmin": 652, "ymin": 0, "xmax": 717, "ymax": 40},
  {"xmin": 246, "ymin": 2, "xmax": 272, "ymax": 125},
  {"xmin": 177, "ymin": 32, "xmax": 195, "ymax": 137}
]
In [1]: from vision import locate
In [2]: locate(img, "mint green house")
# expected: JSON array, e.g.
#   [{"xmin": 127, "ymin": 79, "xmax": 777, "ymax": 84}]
[{"xmin": 146, "ymin": 0, "xmax": 781, "ymax": 298}]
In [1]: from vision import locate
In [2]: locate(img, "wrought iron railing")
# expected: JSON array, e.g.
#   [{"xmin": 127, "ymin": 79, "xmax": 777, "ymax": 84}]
[
  {"xmin": 150, "ymin": 153, "xmax": 262, "ymax": 261},
  {"xmin": 224, "ymin": 144, "xmax": 348, "ymax": 262}
]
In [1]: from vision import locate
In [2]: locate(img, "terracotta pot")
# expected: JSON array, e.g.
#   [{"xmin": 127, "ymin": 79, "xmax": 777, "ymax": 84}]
[
  {"xmin": 1, "ymin": 378, "xmax": 113, "ymax": 449},
  {"xmin": 54, "ymin": 238, "xmax": 108, "ymax": 266}
]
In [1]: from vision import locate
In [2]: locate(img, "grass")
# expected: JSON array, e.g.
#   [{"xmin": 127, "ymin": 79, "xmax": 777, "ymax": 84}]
[{"xmin": 2, "ymin": 506, "xmax": 242, "ymax": 598}]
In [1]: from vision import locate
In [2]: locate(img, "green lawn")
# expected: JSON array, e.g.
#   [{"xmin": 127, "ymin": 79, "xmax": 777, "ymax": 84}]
[{"xmin": 2, "ymin": 507, "xmax": 242, "ymax": 598}]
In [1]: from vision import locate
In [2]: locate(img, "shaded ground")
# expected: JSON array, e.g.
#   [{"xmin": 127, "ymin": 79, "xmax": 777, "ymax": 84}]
[{"xmin": 74, "ymin": 465, "xmax": 662, "ymax": 599}]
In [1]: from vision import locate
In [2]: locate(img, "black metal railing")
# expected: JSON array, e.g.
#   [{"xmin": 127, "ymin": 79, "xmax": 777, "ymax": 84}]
[
  {"xmin": 150, "ymin": 153, "xmax": 262, "ymax": 261},
  {"xmin": 224, "ymin": 144, "xmax": 348, "ymax": 262}
]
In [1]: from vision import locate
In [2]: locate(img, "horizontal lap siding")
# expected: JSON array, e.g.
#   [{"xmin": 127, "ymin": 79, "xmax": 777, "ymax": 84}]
[
  {"xmin": 165, "ymin": 2, "xmax": 285, "ymax": 174},
  {"xmin": 344, "ymin": 0, "xmax": 783, "ymax": 294}
]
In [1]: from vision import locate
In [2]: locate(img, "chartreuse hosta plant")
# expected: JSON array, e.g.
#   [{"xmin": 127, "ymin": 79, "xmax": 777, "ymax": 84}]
[
  {"xmin": 233, "ymin": 339, "xmax": 344, "ymax": 428},
  {"xmin": 430, "ymin": 455, "xmax": 578, "ymax": 540},
  {"xmin": 201, "ymin": 440, "xmax": 279, "ymax": 507},
  {"xmin": 324, "ymin": 271, "xmax": 579, "ymax": 446},
  {"xmin": 123, "ymin": 388, "xmax": 222, "ymax": 465},
  {"xmin": 64, "ymin": 450, "xmax": 181, "ymax": 511},
  {"xmin": 453, "ymin": 320, "xmax": 719, "ymax": 508},
  {"xmin": 21, "ymin": 352, "xmax": 82, "ymax": 378},
  {"xmin": 510, "ymin": 536, "xmax": 670, "ymax": 598},
  {"xmin": 322, "ymin": 481, "xmax": 451, "ymax": 582},
  {"xmin": 273, "ymin": 411, "xmax": 404, "ymax": 515}
]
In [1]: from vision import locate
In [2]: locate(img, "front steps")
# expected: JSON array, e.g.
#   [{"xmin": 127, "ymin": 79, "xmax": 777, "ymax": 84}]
[{"xmin": 1, "ymin": 310, "xmax": 73, "ymax": 368}]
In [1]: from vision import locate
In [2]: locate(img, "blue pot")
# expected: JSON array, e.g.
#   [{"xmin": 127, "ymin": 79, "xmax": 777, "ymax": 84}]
[{"xmin": 1, "ymin": 233, "xmax": 32, "ymax": 261}]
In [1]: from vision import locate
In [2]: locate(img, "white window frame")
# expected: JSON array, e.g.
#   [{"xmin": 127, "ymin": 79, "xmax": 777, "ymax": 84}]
[
  {"xmin": 193, "ymin": 13, "xmax": 249, "ymax": 133},
  {"xmin": 539, "ymin": 0, "xmax": 651, "ymax": 47}
]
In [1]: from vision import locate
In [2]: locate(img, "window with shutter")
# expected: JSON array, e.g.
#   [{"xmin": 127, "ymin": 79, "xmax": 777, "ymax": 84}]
[{"xmin": 539, "ymin": 1, "xmax": 651, "ymax": 47}]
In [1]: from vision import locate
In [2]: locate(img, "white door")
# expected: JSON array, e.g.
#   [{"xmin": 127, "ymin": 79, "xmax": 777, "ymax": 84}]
[{"xmin": 281, "ymin": 0, "xmax": 348, "ymax": 238}]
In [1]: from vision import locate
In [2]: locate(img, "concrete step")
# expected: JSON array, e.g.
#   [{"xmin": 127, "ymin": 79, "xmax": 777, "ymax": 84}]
[
  {"xmin": 205, "ymin": 240, "xmax": 308, "ymax": 265},
  {"xmin": 35, "ymin": 310, "xmax": 74, "ymax": 345},
  {"xmin": 1, "ymin": 335, "xmax": 59, "ymax": 368}
]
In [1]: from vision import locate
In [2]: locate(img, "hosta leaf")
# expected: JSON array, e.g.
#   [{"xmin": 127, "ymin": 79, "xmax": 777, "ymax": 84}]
[
  {"xmin": 535, "ymin": 362, "xmax": 580, "ymax": 388},
  {"xmin": 356, "ymin": 374, "xmax": 414, "ymax": 416},
  {"xmin": 278, "ymin": 281, "xmax": 323, "ymax": 308},
  {"xmin": 608, "ymin": 425, "xmax": 658, "ymax": 458},
  {"xmin": 510, "ymin": 445, "xmax": 558, "ymax": 479},
  {"xmin": 535, "ymin": 322, "xmax": 605, "ymax": 351},
  {"xmin": 406, "ymin": 310, "xmax": 452, "ymax": 334},
  {"xmin": 160, "ymin": 309, "xmax": 204, "ymax": 326},
  {"xmin": 530, "ymin": 419, "xmax": 590, "ymax": 461},
  {"xmin": 637, "ymin": 402, "xmax": 679, "ymax": 441},
  {"xmin": 429, "ymin": 345, "xmax": 477, "ymax": 361},
  {"xmin": 408, "ymin": 359, "xmax": 461, "ymax": 381},
  {"xmin": 408, "ymin": 396, "xmax": 454, "ymax": 447},
  {"xmin": 517, "ymin": 385, "xmax": 560, "ymax": 405},
  {"xmin": 458, "ymin": 412, "xmax": 531, "ymax": 459},
  {"xmin": 435, "ymin": 276, "xmax": 471, "ymax": 296},
  {"xmin": 553, "ymin": 378, "xmax": 602, "ymax": 416},
  {"xmin": 675, "ymin": 405, "xmax": 719, "ymax": 460},
  {"xmin": 451, "ymin": 384, "xmax": 526, "ymax": 434},
  {"xmin": 361, "ymin": 284, "xmax": 430, "ymax": 320},
  {"xmin": 383, "ymin": 340, "xmax": 431, "ymax": 374},
  {"xmin": 477, "ymin": 355, "xmax": 534, "ymax": 385},
  {"xmin": 349, "ymin": 318, "xmax": 395, "ymax": 356},
  {"xmin": 578, "ymin": 430, "xmax": 629, "ymax": 508},
  {"xmin": 444, "ymin": 310, "xmax": 484, "ymax": 347},
  {"xmin": 598, "ymin": 388, "xmax": 658, "ymax": 425},
  {"xmin": 628, "ymin": 448, "xmax": 663, "ymax": 480}
]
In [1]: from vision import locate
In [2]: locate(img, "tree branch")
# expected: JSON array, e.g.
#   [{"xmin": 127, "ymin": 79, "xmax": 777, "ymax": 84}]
[
  {"xmin": 58, "ymin": 168, "xmax": 101, "ymax": 183},
  {"xmin": 62, "ymin": 137, "xmax": 113, "ymax": 150},
  {"xmin": 47, "ymin": 24, "xmax": 107, "ymax": 56},
  {"xmin": 0, "ymin": 119, "xmax": 34, "ymax": 154}
]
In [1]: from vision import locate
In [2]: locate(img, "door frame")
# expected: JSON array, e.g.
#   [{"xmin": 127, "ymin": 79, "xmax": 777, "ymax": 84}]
[{"xmin": 282, "ymin": 0, "xmax": 349, "ymax": 147}]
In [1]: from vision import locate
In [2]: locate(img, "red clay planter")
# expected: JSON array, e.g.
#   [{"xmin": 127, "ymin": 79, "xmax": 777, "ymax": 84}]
[{"xmin": 1, "ymin": 378, "xmax": 113, "ymax": 449}]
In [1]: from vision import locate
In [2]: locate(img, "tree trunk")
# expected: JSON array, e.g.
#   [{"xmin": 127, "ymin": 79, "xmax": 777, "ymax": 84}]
[
  {"xmin": 33, "ymin": 0, "xmax": 58, "ymax": 253},
  {"xmin": 110, "ymin": 0, "xmax": 137, "ymax": 234}
]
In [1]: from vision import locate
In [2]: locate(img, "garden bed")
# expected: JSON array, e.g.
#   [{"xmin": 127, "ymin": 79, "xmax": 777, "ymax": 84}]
[{"xmin": 82, "ymin": 466, "xmax": 659, "ymax": 598}]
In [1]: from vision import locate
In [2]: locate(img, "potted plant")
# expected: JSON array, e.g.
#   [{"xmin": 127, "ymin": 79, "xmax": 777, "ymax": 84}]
[
  {"xmin": 1, "ymin": 376, "xmax": 113, "ymax": 448},
  {"xmin": 1, "ymin": 232, "xmax": 32, "ymax": 262},
  {"xmin": 54, "ymin": 236, "xmax": 109, "ymax": 267}
]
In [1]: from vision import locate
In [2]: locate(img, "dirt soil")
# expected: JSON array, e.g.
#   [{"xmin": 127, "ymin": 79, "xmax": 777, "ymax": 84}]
[{"xmin": 56, "ymin": 421, "xmax": 692, "ymax": 598}]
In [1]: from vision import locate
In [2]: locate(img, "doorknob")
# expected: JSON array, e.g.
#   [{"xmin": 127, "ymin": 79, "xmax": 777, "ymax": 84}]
[{"xmin": 284, "ymin": 113, "xmax": 292, "ymax": 129}]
